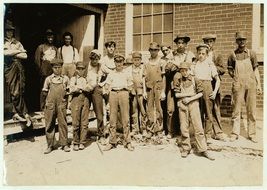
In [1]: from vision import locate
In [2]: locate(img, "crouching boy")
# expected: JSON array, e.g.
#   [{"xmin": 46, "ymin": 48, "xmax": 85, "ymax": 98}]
[
  {"xmin": 174, "ymin": 62, "xmax": 214, "ymax": 160},
  {"xmin": 42, "ymin": 58, "xmax": 70, "ymax": 154}
]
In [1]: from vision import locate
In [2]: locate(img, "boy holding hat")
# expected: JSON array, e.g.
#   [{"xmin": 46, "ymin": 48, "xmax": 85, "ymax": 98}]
[
  {"xmin": 227, "ymin": 31, "xmax": 262, "ymax": 142},
  {"xmin": 69, "ymin": 61, "xmax": 91, "ymax": 151},
  {"xmin": 42, "ymin": 58, "xmax": 70, "ymax": 154},
  {"xmin": 143, "ymin": 42, "xmax": 166, "ymax": 139},
  {"xmin": 174, "ymin": 61, "xmax": 214, "ymax": 160},
  {"xmin": 191, "ymin": 43, "xmax": 226, "ymax": 142},
  {"xmin": 103, "ymin": 54, "xmax": 134, "ymax": 151}
]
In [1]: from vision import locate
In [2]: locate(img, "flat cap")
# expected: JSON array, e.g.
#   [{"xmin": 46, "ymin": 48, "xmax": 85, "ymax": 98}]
[
  {"xmin": 50, "ymin": 58, "xmax": 63, "ymax": 66},
  {"xmin": 202, "ymin": 34, "xmax": 217, "ymax": 40},
  {"xmin": 132, "ymin": 51, "xmax": 142, "ymax": 58},
  {"xmin": 179, "ymin": 62, "xmax": 191, "ymax": 69},
  {"xmin": 114, "ymin": 54, "xmax": 125, "ymax": 62},
  {"xmin": 196, "ymin": 43, "xmax": 210, "ymax": 50},
  {"xmin": 174, "ymin": 34, "xmax": 190, "ymax": 43},
  {"xmin": 235, "ymin": 31, "xmax": 247, "ymax": 40},
  {"xmin": 149, "ymin": 42, "xmax": 160, "ymax": 50},
  {"xmin": 76, "ymin": 61, "xmax": 86, "ymax": 69},
  {"xmin": 90, "ymin": 49, "xmax": 101, "ymax": 58},
  {"xmin": 104, "ymin": 40, "xmax": 116, "ymax": 47}
]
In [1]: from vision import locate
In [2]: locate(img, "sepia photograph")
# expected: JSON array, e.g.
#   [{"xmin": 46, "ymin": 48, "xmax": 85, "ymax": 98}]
[{"xmin": 1, "ymin": 1, "xmax": 265, "ymax": 188}]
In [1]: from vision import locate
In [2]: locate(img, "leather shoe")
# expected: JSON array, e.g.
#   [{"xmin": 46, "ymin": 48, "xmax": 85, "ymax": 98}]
[
  {"xmin": 201, "ymin": 151, "xmax": 215, "ymax": 161},
  {"xmin": 181, "ymin": 151, "xmax": 189, "ymax": 158},
  {"xmin": 79, "ymin": 144, "xmax": 85, "ymax": 150},
  {"xmin": 230, "ymin": 134, "xmax": 238, "ymax": 142},
  {"xmin": 103, "ymin": 143, "xmax": 115, "ymax": 151},
  {"xmin": 63, "ymin": 146, "xmax": 71, "ymax": 152},
  {"xmin": 249, "ymin": 136, "xmax": 258, "ymax": 143},
  {"xmin": 44, "ymin": 147, "xmax": 53, "ymax": 154},
  {"xmin": 73, "ymin": 145, "xmax": 79, "ymax": 151},
  {"xmin": 126, "ymin": 143, "xmax": 134, "ymax": 151},
  {"xmin": 215, "ymin": 133, "xmax": 227, "ymax": 142}
]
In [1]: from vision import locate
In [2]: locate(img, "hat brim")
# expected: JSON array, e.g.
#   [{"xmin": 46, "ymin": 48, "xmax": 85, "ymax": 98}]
[
  {"xmin": 174, "ymin": 37, "xmax": 190, "ymax": 43},
  {"xmin": 236, "ymin": 37, "xmax": 247, "ymax": 40}
]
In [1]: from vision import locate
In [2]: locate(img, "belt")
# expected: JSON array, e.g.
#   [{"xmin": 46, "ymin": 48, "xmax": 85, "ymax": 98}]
[{"xmin": 111, "ymin": 88, "xmax": 128, "ymax": 92}]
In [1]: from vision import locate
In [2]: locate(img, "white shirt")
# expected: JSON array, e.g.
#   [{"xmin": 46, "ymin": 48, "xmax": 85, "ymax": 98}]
[
  {"xmin": 106, "ymin": 69, "xmax": 133, "ymax": 90},
  {"xmin": 192, "ymin": 59, "xmax": 218, "ymax": 81},
  {"xmin": 58, "ymin": 45, "xmax": 79, "ymax": 64}
]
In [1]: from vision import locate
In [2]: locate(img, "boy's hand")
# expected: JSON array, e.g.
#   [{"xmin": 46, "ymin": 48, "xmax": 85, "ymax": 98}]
[
  {"xmin": 209, "ymin": 91, "xmax": 217, "ymax": 100},
  {"xmin": 160, "ymin": 91, "xmax": 166, "ymax": 101},
  {"xmin": 143, "ymin": 91, "xmax": 147, "ymax": 100},
  {"xmin": 182, "ymin": 97, "xmax": 191, "ymax": 105}
]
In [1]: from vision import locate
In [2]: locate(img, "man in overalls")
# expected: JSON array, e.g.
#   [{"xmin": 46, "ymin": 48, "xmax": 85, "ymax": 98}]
[
  {"xmin": 42, "ymin": 58, "xmax": 70, "ymax": 154},
  {"xmin": 227, "ymin": 31, "xmax": 262, "ymax": 143}
]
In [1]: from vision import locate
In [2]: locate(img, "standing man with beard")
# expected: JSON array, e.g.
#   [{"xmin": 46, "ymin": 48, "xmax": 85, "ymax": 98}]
[{"xmin": 35, "ymin": 29, "xmax": 57, "ymax": 110}]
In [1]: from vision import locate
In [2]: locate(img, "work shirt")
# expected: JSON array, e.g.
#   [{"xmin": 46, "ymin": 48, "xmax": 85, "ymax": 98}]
[
  {"xmin": 173, "ymin": 50, "xmax": 195, "ymax": 67},
  {"xmin": 207, "ymin": 49, "xmax": 226, "ymax": 77},
  {"xmin": 86, "ymin": 62, "xmax": 102, "ymax": 90},
  {"xmin": 69, "ymin": 75, "xmax": 88, "ymax": 93},
  {"xmin": 42, "ymin": 74, "xmax": 69, "ymax": 92},
  {"xmin": 58, "ymin": 45, "xmax": 79, "ymax": 64},
  {"xmin": 100, "ymin": 55, "xmax": 116, "ymax": 74},
  {"xmin": 105, "ymin": 69, "xmax": 133, "ymax": 90},
  {"xmin": 130, "ymin": 64, "xmax": 144, "ymax": 89},
  {"xmin": 192, "ymin": 59, "xmax": 218, "ymax": 81},
  {"xmin": 174, "ymin": 74, "xmax": 203, "ymax": 94}
]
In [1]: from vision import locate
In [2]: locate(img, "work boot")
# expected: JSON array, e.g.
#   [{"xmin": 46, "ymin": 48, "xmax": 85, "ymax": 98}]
[
  {"xmin": 181, "ymin": 151, "xmax": 189, "ymax": 158},
  {"xmin": 230, "ymin": 134, "xmax": 238, "ymax": 142},
  {"xmin": 201, "ymin": 151, "xmax": 215, "ymax": 161},
  {"xmin": 103, "ymin": 143, "xmax": 115, "ymax": 151},
  {"xmin": 146, "ymin": 131, "xmax": 153, "ymax": 139},
  {"xmin": 63, "ymin": 145, "xmax": 71, "ymax": 152},
  {"xmin": 44, "ymin": 147, "xmax": 53, "ymax": 154},
  {"xmin": 79, "ymin": 144, "xmax": 85, "ymax": 150},
  {"xmin": 73, "ymin": 144, "xmax": 79, "ymax": 151},
  {"xmin": 126, "ymin": 143, "xmax": 134, "ymax": 151},
  {"xmin": 214, "ymin": 133, "xmax": 227, "ymax": 142},
  {"xmin": 206, "ymin": 134, "xmax": 212, "ymax": 144},
  {"xmin": 248, "ymin": 136, "xmax": 258, "ymax": 143},
  {"xmin": 167, "ymin": 134, "xmax": 172, "ymax": 139}
]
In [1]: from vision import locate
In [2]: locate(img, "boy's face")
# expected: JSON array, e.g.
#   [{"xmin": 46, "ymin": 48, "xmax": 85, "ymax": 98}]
[
  {"xmin": 5, "ymin": 30, "xmax": 14, "ymax": 39},
  {"xmin": 236, "ymin": 39, "xmax": 247, "ymax": 49},
  {"xmin": 161, "ymin": 47, "xmax": 170, "ymax": 57},
  {"xmin": 64, "ymin": 35, "xmax": 72, "ymax": 46},
  {"xmin": 180, "ymin": 68, "xmax": 189, "ymax": 78},
  {"xmin": 204, "ymin": 39, "xmax": 215, "ymax": 49},
  {"xmin": 115, "ymin": 60, "xmax": 124, "ymax": 71},
  {"xmin": 133, "ymin": 57, "xmax": 141, "ymax": 67},
  {"xmin": 91, "ymin": 57, "xmax": 100, "ymax": 66},
  {"xmin": 149, "ymin": 49, "xmax": 159, "ymax": 58},
  {"xmin": 176, "ymin": 39, "xmax": 187, "ymax": 53},
  {"xmin": 197, "ymin": 48, "xmax": 208, "ymax": 62},
  {"xmin": 76, "ymin": 67, "xmax": 85, "ymax": 77},
  {"xmin": 47, "ymin": 35, "xmax": 54, "ymax": 44},
  {"xmin": 107, "ymin": 45, "xmax": 116, "ymax": 55},
  {"xmin": 52, "ymin": 65, "xmax": 62, "ymax": 75}
]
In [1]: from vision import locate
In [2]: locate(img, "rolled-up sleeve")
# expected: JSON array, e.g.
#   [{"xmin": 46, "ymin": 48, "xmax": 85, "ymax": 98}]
[
  {"xmin": 195, "ymin": 78, "xmax": 203, "ymax": 94},
  {"xmin": 250, "ymin": 50, "xmax": 258, "ymax": 70}
]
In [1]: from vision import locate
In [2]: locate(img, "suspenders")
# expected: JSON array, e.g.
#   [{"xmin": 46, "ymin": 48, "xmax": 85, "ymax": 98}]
[{"xmin": 60, "ymin": 45, "xmax": 75, "ymax": 62}]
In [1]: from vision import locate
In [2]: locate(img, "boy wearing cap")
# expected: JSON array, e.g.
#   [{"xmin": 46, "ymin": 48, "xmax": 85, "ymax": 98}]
[
  {"xmin": 42, "ymin": 58, "xmax": 70, "ymax": 154},
  {"xmin": 128, "ymin": 52, "xmax": 147, "ymax": 137},
  {"xmin": 4, "ymin": 22, "xmax": 31, "ymax": 126},
  {"xmin": 86, "ymin": 50, "xmax": 105, "ymax": 142},
  {"xmin": 69, "ymin": 61, "xmax": 91, "ymax": 151},
  {"xmin": 57, "ymin": 32, "xmax": 80, "ymax": 79},
  {"xmin": 143, "ymin": 42, "xmax": 166, "ymax": 138},
  {"xmin": 191, "ymin": 43, "xmax": 226, "ymax": 142},
  {"xmin": 227, "ymin": 32, "xmax": 262, "ymax": 143},
  {"xmin": 103, "ymin": 54, "xmax": 134, "ymax": 151},
  {"xmin": 35, "ymin": 29, "xmax": 57, "ymax": 110},
  {"xmin": 174, "ymin": 61, "xmax": 214, "ymax": 160}
]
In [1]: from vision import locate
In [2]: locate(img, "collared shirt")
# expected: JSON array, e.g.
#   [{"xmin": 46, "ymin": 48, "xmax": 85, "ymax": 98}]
[
  {"xmin": 192, "ymin": 59, "xmax": 218, "ymax": 81},
  {"xmin": 100, "ymin": 55, "xmax": 116, "ymax": 74},
  {"xmin": 227, "ymin": 48, "xmax": 258, "ymax": 70},
  {"xmin": 57, "ymin": 45, "xmax": 79, "ymax": 64},
  {"xmin": 4, "ymin": 37, "xmax": 25, "ymax": 53},
  {"xmin": 105, "ymin": 69, "xmax": 133, "ymax": 90},
  {"xmin": 86, "ymin": 62, "xmax": 102, "ymax": 89},
  {"xmin": 207, "ymin": 50, "xmax": 225, "ymax": 76},
  {"xmin": 173, "ymin": 50, "xmax": 195, "ymax": 67},
  {"xmin": 131, "ymin": 64, "xmax": 144, "ymax": 88},
  {"xmin": 173, "ymin": 74, "xmax": 203, "ymax": 94},
  {"xmin": 69, "ymin": 75, "xmax": 88, "ymax": 93},
  {"xmin": 42, "ymin": 73, "xmax": 69, "ymax": 91}
]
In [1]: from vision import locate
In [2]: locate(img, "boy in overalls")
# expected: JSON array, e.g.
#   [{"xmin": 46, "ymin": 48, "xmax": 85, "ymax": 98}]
[
  {"xmin": 227, "ymin": 31, "xmax": 262, "ymax": 142},
  {"xmin": 69, "ymin": 61, "xmax": 90, "ymax": 151},
  {"xmin": 42, "ymin": 58, "xmax": 70, "ymax": 154},
  {"xmin": 174, "ymin": 62, "xmax": 214, "ymax": 160}
]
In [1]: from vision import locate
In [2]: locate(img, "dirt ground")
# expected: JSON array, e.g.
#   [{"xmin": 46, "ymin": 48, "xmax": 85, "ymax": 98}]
[{"xmin": 2, "ymin": 118, "xmax": 264, "ymax": 187}]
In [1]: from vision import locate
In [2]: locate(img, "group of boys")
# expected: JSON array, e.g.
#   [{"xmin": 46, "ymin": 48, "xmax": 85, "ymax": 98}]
[{"xmin": 40, "ymin": 30, "xmax": 262, "ymax": 161}]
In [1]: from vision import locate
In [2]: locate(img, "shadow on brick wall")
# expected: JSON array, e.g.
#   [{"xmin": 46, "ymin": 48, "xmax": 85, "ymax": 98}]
[{"xmin": 221, "ymin": 94, "xmax": 232, "ymax": 118}]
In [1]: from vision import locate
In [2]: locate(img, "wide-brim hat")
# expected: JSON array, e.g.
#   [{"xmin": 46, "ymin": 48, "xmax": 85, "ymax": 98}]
[
  {"xmin": 149, "ymin": 42, "xmax": 160, "ymax": 50},
  {"xmin": 174, "ymin": 35, "xmax": 190, "ymax": 43},
  {"xmin": 235, "ymin": 31, "xmax": 247, "ymax": 40},
  {"xmin": 202, "ymin": 34, "xmax": 217, "ymax": 41}
]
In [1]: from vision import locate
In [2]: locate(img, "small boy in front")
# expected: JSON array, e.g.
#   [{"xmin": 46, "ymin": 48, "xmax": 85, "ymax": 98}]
[
  {"xmin": 174, "ymin": 61, "xmax": 214, "ymax": 160},
  {"xmin": 42, "ymin": 58, "xmax": 70, "ymax": 154},
  {"xmin": 69, "ymin": 61, "xmax": 90, "ymax": 151}
]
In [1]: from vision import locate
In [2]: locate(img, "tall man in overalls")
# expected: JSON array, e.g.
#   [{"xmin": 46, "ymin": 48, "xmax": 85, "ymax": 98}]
[{"xmin": 227, "ymin": 31, "xmax": 262, "ymax": 143}]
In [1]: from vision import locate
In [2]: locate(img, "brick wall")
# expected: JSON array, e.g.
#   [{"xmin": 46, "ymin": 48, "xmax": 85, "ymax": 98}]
[
  {"xmin": 173, "ymin": 3, "xmax": 263, "ymax": 116},
  {"xmin": 103, "ymin": 4, "xmax": 126, "ymax": 55}
]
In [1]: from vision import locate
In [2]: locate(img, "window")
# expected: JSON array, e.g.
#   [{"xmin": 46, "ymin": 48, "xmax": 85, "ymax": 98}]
[
  {"xmin": 260, "ymin": 4, "xmax": 264, "ymax": 48},
  {"xmin": 133, "ymin": 3, "xmax": 173, "ymax": 51}
]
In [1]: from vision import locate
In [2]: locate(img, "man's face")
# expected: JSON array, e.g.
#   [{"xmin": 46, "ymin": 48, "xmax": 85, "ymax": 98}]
[
  {"xmin": 149, "ymin": 49, "xmax": 159, "ymax": 58},
  {"xmin": 91, "ymin": 57, "xmax": 100, "ymax": 66},
  {"xmin": 107, "ymin": 45, "xmax": 116, "ymax": 55},
  {"xmin": 180, "ymin": 68, "xmax": 189, "ymax": 78},
  {"xmin": 161, "ymin": 47, "xmax": 170, "ymax": 57},
  {"xmin": 64, "ymin": 35, "xmax": 72, "ymax": 46},
  {"xmin": 176, "ymin": 39, "xmax": 187, "ymax": 53},
  {"xmin": 236, "ymin": 39, "xmax": 247, "ymax": 48},
  {"xmin": 133, "ymin": 57, "xmax": 141, "ymax": 67},
  {"xmin": 204, "ymin": 39, "xmax": 215, "ymax": 49},
  {"xmin": 76, "ymin": 67, "xmax": 85, "ymax": 77},
  {"xmin": 47, "ymin": 35, "xmax": 54, "ymax": 44},
  {"xmin": 52, "ymin": 65, "xmax": 62, "ymax": 75},
  {"xmin": 197, "ymin": 48, "xmax": 208, "ymax": 62},
  {"xmin": 5, "ymin": 29, "xmax": 14, "ymax": 39},
  {"xmin": 115, "ymin": 60, "xmax": 124, "ymax": 71}
]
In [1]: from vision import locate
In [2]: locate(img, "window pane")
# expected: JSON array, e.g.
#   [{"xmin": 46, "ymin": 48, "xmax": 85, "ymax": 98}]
[
  {"xmin": 133, "ymin": 17, "xmax": 141, "ymax": 34},
  {"xmin": 260, "ymin": 4, "xmax": 264, "ymax": 25},
  {"xmin": 143, "ymin": 16, "xmax": 152, "ymax": 33},
  {"xmin": 153, "ymin": 15, "xmax": 162, "ymax": 32},
  {"xmin": 164, "ymin": 4, "xmax": 173, "ymax": 12},
  {"xmin": 163, "ymin": 33, "xmax": 173, "ymax": 48},
  {"xmin": 153, "ymin": 33, "xmax": 162, "ymax": 45},
  {"xmin": 133, "ymin": 4, "xmax": 142, "ymax": 16},
  {"xmin": 133, "ymin": 35, "xmax": 141, "ymax": 51},
  {"xmin": 164, "ymin": 14, "xmax": 173, "ymax": 31},
  {"xmin": 260, "ymin": 27, "xmax": 264, "ymax": 47},
  {"xmin": 143, "ymin": 34, "xmax": 151, "ymax": 51},
  {"xmin": 153, "ymin": 4, "xmax": 162, "ymax": 14},
  {"xmin": 143, "ymin": 4, "xmax": 152, "ymax": 15}
]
